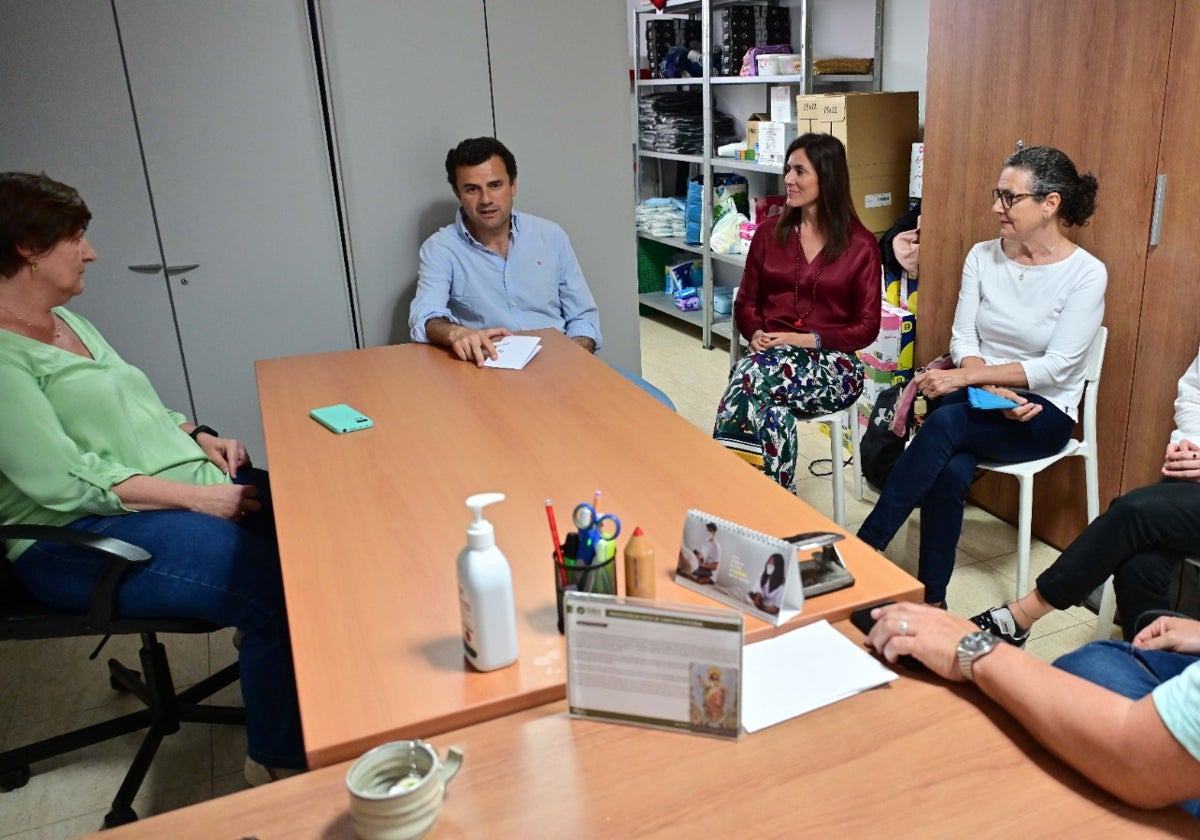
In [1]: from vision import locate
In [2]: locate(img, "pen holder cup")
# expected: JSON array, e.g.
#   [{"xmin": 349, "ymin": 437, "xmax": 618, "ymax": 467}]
[
  {"xmin": 554, "ymin": 550, "xmax": 617, "ymax": 634},
  {"xmin": 345, "ymin": 739, "xmax": 464, "ymax": 840}
]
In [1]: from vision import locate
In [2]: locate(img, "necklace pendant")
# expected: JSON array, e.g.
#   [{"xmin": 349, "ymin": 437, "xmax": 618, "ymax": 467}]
[{"xmin": 793, "ymin": 317, "xmax": 804, "ymax": 328}]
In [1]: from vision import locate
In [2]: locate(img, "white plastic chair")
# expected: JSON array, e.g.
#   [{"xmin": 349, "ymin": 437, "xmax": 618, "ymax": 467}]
[
  {"xmin": 727, "ymin": 293, "xmax": 863, "ymax": 526},
  {"xmin": 804, "ymin": 404, "xmax": 863, "ymax": 527},
  {"xmin": 976, "ymin": 327, "xmax": 1107, "ymax": 603}
]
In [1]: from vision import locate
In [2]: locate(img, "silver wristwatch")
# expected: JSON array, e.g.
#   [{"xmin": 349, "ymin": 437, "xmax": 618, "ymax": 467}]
[{"xmin": 957, "ymin": 631, "xmax": 1000, "ymax": 682}]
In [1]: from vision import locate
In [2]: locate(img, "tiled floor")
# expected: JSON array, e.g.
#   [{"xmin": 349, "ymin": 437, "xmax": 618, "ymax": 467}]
[{"xmin": 0, "ymin": 314, "xmax": 1110, "ymax": 837}]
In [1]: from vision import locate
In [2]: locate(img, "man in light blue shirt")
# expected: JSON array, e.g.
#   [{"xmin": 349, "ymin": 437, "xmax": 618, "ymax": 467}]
[{"xmin": 409, "ymin": 137, "xmax": 602, "ymax": 367}]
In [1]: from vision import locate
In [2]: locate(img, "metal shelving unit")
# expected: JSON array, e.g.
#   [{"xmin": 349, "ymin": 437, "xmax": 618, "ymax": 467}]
[{"xmin": 630, "ymin": 0, "xmax": 885, "ymax": 349}]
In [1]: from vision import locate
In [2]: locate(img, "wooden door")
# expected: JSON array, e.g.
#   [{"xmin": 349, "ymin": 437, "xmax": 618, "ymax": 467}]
[
  {"xmin": 1122, "ymin": 0, "xmax": 1200, "ymax": 490},
  {"xmin": 0, "ymin": 0, "xmax": 193, "ymax": 418},
  {"xmin": 115, "ymin": 0, "xmax": 357, "ymax": 464},
  {"xmin": 919, "ymin": 0, "xmax": 1175, "ymax": 547}
]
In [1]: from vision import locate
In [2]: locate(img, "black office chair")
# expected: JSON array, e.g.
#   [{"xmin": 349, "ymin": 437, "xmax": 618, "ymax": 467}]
[{"xmin": 0, "ymin": 524, "xmax": 245, "ymax": 828}]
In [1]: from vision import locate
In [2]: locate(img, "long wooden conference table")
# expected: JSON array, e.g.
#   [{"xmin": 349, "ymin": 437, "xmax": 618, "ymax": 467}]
[
  {"xmin": 97, "ymin": 623, "xmax": 1194, "ymax": 836},
  {"xmin": 91, "ymin": 332, "xmax": 1195, "ymax": 836},
  {"xmin": 254, "ymin": 330, "xmax": 921, "ymax": 768}
]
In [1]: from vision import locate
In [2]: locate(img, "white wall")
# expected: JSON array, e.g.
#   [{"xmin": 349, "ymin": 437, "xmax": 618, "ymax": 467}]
[{"xmin": 879, "ymin": 0, "xmax": 931, "ymax": 129}]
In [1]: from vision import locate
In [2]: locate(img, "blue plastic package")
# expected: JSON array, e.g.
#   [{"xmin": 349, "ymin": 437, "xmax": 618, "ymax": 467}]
[{"xmin": 967, "ymin": 387, "xmax": 1020, "ymax": 410}]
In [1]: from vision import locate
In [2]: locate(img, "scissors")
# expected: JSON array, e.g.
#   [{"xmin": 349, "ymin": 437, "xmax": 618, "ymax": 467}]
[{"xmin": 571, "ymin": 503, "xmax": 621, "ymax": 564}]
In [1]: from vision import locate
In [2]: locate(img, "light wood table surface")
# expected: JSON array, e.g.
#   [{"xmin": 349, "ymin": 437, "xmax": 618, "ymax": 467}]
[
  {"xmin": 94, "ymin": 621, "xmax": 1195, "ymax": 838},
  {"xmin": 255, "ymin": 331, "xmax": 922, "ymax": 767}
]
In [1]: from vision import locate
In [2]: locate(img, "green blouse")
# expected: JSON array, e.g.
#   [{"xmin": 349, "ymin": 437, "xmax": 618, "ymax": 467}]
[{"xmin": 0, "ymin": 308, "xmax": 228, "ymax": 559}]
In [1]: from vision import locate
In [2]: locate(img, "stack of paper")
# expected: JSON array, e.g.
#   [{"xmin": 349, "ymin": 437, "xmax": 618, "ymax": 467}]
[
  {"xmin": 741, "ymin": 619, "xmax": 897, "ymax": 733},
  {"xmin": 483, "ymin": 335, "xmax": 541, "ymax": 370}
]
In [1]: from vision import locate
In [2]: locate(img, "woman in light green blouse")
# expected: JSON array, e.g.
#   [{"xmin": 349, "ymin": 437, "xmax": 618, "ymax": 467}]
[{"xmin": 0, "ymin": 172, "xmax": 304, "ymax": 784}]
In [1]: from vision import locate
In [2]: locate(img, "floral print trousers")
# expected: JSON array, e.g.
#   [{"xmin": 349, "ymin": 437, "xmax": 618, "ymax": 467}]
[{"xmin": 713, "ymin": 346, "xmax": 863, "ymax": 492}]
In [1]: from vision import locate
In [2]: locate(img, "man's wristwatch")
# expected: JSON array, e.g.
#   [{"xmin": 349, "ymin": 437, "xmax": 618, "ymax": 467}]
[
  {"xmin": 188, "ymin": 424, "xmax": 219, "ymax": 442},
  {"xmin": 957, "ymin": 631, "xmax": 1000, "ymax": 682}
]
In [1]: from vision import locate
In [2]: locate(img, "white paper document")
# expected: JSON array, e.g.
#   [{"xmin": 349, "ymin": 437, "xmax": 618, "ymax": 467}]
[
  {"xmin": 483, "ymin": 335, "xmax": 542, "ymax": 369},
  {"xmin": 741, "ymin": 619, "xmax": 897, "ymax": 733}
]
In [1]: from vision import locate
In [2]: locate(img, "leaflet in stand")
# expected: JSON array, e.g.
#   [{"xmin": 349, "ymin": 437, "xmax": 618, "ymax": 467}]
[
  {"xmin": 674, "ymin": 513, "xmax": 857, "ymax": 625},
  {"xmin": 674, "ymin": 510, "xmax": 805, "ymax": 626}
]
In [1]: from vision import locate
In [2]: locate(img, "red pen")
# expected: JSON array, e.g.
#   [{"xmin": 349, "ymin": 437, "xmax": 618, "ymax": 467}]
[{"xmin": 546, "ymin": 499, "xmax": 568, "ymax": 585}]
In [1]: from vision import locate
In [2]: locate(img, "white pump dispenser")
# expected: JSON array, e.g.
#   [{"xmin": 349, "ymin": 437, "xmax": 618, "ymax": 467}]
[{"xmin": 457, "ymin": 492, "xmax": 519, "ymax": 671}]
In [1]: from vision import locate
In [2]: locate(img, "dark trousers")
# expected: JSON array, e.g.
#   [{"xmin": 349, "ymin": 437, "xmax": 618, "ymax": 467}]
[
  {"xmin": 1037, "ymin": 479, "xmax": 1200, "ymax": 640},
  {"xmin": 857, "ymin": 389, "xmax": 1075, "ymax": 604}
]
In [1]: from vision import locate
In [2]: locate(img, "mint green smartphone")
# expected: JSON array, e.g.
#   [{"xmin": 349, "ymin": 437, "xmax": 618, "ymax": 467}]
[{"xmin": 309, "ymin": 403, "xmax": 373, "ymax": 434}]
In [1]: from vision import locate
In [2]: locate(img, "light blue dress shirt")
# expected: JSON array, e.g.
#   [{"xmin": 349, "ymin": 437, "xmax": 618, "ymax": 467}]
[{"xmin": 409, "ymin": 210, "xmax": 602, "ymax": 350}]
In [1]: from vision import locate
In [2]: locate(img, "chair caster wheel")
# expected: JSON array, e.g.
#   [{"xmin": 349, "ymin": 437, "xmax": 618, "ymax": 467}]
[
  {"xmin": 103, "ymin": 804, "xmax": 138, "ymax": 827},
  {"xmin": 0, "ymin": 765, "xmax": 31, "ymax": 791}
]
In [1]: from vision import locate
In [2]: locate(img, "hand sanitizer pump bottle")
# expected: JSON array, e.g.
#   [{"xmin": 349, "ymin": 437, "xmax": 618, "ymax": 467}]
[{"xmin": 457, "ymin": 492, "xmax": 519, "ymax": 671}]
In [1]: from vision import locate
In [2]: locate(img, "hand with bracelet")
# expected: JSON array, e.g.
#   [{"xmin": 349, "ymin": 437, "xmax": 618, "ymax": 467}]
[{"xmin": 185, "ymin": 423, "xmax": 251, "ymax": 478}]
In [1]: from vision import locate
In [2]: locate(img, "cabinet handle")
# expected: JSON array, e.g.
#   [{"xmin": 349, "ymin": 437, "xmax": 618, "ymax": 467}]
[
  {"xmin": 1149, "ymin": 174, "xmax": 1167, "ymax": 246},
  {"xmin": 165, "ymin": 264, "xmax": 200, "ymax": 276},
  {"xmin": 128, "ymin": 263, "xmax": 163, "ymax": 273}
]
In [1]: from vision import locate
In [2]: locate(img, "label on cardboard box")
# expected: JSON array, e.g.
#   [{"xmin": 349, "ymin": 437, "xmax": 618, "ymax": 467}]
[
  {"xmin": 864, "ymin": 191, "xmax": 893, "ymax": 209},
  {"xmin": 796, "ymin": 94, "xmax": 846, "ymax": 123},
  {"xmin": 770, "ymin": 86, "xmax": 795, "ymax": 122},
  {"xmin": 756, "ymin": 121, "xmax": 797, "ymax": 166}
]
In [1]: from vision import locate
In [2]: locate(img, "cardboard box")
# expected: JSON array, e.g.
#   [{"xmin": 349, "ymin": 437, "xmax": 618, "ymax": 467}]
[
  {"xmin": 885, "ymin": 268, "xmax": 919, "ymax": 314},
  {"xmin": 794, "ymin": 92, "xmax": 919, "ymax": 172},
  {"xmin": 848, "ymin": 165, "xmax": 910, "ymax": 235},
  {"xmin": 745, "ymin": 113, "xmax": 771, "ymax": 155},
  {"xmin": 904, "ymin": 274, "xmax": 918, "ymax": 314},
  {"xmin": 860, "ymin": 301, "xmax": 916, "ymax": 371},
  {"xmin": 770, "ymin": 86, "xmax": 796, "ymax": 122},
  {"xmin": 756, "ymin": 121, "xmax": 798, "ymax": 167}
]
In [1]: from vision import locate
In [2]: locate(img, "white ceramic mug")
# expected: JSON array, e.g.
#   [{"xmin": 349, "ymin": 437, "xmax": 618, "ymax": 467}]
[{"xmin": 346, "ymin": 740, "xmax": 464, "ymax": 840}]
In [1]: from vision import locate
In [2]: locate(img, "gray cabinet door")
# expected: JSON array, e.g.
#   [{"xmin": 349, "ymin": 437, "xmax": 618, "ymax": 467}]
[
  {"xmin": 116, "ymin": 0, "xmax": 357, "ymax": 463},
  {"xmin": 315, "ymin": 0, "xmax": 494, "ymax": 347},
  {"xmin": 0, "ymin": 0, "xmax": 192, "ymax": 417}
]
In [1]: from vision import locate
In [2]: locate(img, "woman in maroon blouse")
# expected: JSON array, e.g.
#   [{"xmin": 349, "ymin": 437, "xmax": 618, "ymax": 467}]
[{"xmin": 713, "ymin": 133, "xmax": 881, "ymax": 491}]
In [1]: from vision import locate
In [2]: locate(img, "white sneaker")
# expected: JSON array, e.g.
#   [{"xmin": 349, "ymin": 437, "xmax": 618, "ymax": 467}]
[{"xmin": 970, "ymin": 604, "xmax": 1030, "ymax": 648}]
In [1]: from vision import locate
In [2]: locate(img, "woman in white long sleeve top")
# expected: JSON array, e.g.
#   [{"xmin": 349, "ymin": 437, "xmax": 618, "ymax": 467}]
[{"xmin": 856, "ymin": 146, "xmax": 1106, "ymax": 607}]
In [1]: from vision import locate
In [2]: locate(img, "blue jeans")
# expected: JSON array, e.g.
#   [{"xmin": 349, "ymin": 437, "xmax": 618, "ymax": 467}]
[
  {"xmin": 1055, "ymin": 640, "xmax": 1200, "ymax": 818},
  {"xmin": 857, "ymin": 389, "xmax": 1075, "ymax": 604},
  {"xmin": 13, "ymin": 468, "xmax": 305, "ymax": 769}
]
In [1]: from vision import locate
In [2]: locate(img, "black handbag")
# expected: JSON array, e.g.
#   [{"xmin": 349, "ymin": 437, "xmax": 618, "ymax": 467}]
[{"xmin": 859, "ymin": 382, "xmax": 907, "ymax": 492}]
